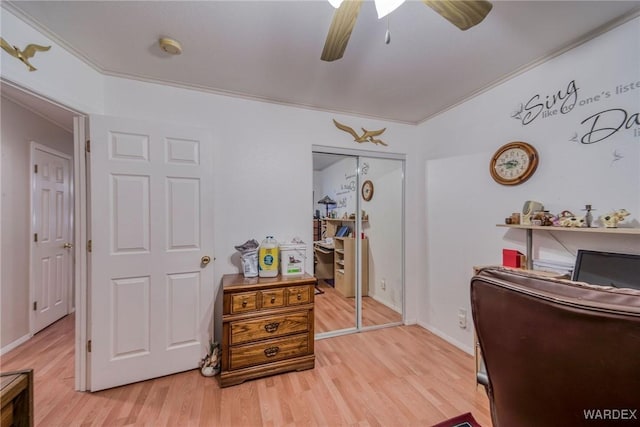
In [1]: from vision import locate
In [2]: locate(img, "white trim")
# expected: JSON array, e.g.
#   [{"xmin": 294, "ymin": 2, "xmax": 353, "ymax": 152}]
[
  {"xmin": 1, "ymin": 78, "xmax": 84, "ymax": 117},
  {"xmin": 0, "ymin": 334, "xmax": 33, "ymax": 356},
  {"xmin": 369, "ymin": 293, "xmax": 402, "ymax": 314},
  {"xmin": 73, "ymin": 116, "xmax": 88, "ymax": 391},
  {"xmin": 417, "ymin": 320, "xmax": 474, "ymax": 355},
  {"xmin": 312, "ymin": 145, "xmax": 406, "ymax": 161}
]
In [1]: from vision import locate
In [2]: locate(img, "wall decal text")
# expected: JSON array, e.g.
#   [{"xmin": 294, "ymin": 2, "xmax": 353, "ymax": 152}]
[{"xmin": 512, "ymin": 79, "xmax": 640, "ymax": 144}]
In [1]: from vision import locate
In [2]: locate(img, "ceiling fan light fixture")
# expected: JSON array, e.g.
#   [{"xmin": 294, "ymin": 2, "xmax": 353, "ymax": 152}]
[{"xmin": 375, "ymin": 0, "xmax": 406, "ymax": 19}]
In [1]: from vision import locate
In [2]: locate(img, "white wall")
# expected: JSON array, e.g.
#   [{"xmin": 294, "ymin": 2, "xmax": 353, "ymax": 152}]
[
  {"xmin": 99, "ymin": 76, "xmax": 422, "ymax": 339},
  {"xmin": 1, "ymin": 96, "xmax": 73, "ymax": 350},
  {"xmin": 418, "ymin": 17, "xmax": 640, "ymax": 353},
  {"xmin": 1, "ymin": 6, "xmax": 423, "ymax": 351},
  {"xmin": 10, "ymin": 6, "xmax": 635, "ymax": 360},
  {"xmin": 316, "ymin": 157, "xmax": 358, "ymax": 220}
]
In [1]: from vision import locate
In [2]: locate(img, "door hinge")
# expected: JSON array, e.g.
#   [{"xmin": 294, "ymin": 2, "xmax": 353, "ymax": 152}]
[
  {"xmin": 34, "ymin": 164, "xmax": 38, "ymax": 174},
  {"xmin": 34, "ymin": 233, "xmax": 38, "ymax": 242},
  {"xmin": 33, "ymin": 301, "xmax": 37, "ymax": 311},
  {"xmin": 85, "ymin": 140, "xmax": 90, "ymax": 153},
  {"xmin": 87, "ymin": 240, "xmax": 92, "ymax": 252},
  {"xmin": 87, "ymin": 340, "xmax": 92, "ymax": 353}
]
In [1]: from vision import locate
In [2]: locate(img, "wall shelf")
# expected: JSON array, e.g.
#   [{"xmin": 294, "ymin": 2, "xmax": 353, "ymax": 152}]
[
  {"xmin": 497, "ymin": 224, "xmax": 640, "ymax": 235},
  {"xmin": 497, "ymin": 224, "xmax": 640, "ymax": 269}
]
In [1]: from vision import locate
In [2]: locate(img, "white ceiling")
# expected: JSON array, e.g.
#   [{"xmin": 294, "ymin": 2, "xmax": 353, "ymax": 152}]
[{"xmin": 3, "ymin": 1, "xmax": 640, "ymax": 125}]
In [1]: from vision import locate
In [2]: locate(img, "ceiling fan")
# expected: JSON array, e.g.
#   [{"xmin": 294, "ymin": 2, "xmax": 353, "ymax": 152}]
[{"xmin": 321, "ymin": 0, "xmax": 493, "ymax": 61}]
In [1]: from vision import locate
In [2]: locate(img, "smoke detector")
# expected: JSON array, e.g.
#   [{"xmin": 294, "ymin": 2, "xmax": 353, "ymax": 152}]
[{"xmin": 159, "ymin": 37, "xmax": 182, "ymax": 55}]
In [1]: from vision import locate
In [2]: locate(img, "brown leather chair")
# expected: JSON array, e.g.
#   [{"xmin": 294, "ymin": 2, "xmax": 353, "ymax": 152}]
[{"xmin": 471, "ymin": 267, "xmax": 640, "ymax": 427}]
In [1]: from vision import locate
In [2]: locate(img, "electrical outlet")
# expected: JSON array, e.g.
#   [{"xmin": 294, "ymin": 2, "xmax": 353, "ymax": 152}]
[
  {"xmin": 381, "ymin": 279, "xmax": 386, "ymax": 290},
  {"xmin": 458, "ymin": 308, "xmax": 467, "ymax": 329}
]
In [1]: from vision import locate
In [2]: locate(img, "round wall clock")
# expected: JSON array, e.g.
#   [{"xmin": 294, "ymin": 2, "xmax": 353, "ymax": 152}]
[
  {"xmin": 490, "ymin": 141, "xmax": 539, "ymax": 186},
  {"xmin": 361, "ymin": 180, "xmax": 374, "ymax": 201}
]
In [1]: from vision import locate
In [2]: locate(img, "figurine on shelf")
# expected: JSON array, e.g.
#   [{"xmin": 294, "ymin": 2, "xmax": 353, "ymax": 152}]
[
  {"xmin": 582, "ymin": 204, "xmax": 595, "ymax": 227},
  {"xmin": 554, "ymin": 210, "xmax": 585, "ymax": 228},
  {"xmin": 533, "ymin": 210, "xmax": 554, "ymax": 226},
  {"xmin": 600, "ymin": 209, "xmax": 630, "ymax": 228}
]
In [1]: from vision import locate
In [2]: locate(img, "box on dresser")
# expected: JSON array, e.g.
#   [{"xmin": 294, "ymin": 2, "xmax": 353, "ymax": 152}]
[{"xmin": 220, "ymin": 273, "xmax": 316, "ymax": 387}]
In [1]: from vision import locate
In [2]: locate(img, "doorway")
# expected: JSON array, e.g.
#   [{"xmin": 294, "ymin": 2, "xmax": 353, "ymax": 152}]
[
  {"xmin": 0, "ymin": 80, "xmax": 82, "ymax": 384},
  {"xmin": 312, "ymin": 146, "xmax": 405, "ymax": 338}
]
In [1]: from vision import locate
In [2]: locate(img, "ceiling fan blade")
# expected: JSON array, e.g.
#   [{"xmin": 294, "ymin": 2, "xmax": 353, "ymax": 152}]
[
  {"xmin": 321, "ymin": 0, "xmax": 363, "ymax": 62},
  {"xmin": 422, "ymin": 0, "xmax": 492, "ymax": 31}
]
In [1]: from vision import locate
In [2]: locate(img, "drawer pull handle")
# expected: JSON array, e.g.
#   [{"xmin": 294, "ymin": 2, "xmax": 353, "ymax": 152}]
[
  {"xmin": 264, "ymin": 346, "xmax": 279, "ymax": 358},
  {"xmin": 242, "ymin": 299, "xmax": 248, "ymax": 308},
  {"xmin": 297, "ymin": 293, "xmax": 302, "ymax": 301},
  {"xmin": 270, "ymin": 295, "xmax": 276, "ymax": 304},
  {"xmin": 264, "ymin": 322, "xmax": 280, "ymax": 333}
]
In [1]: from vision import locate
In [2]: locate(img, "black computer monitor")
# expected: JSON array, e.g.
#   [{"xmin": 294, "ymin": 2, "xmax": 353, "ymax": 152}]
[{"xmin": 572, "ymin": 249, "xmax": 640, "ymax": 290}]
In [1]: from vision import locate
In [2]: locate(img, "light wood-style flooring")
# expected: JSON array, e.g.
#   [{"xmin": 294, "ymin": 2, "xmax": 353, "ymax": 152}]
[
  {"xmin": 1, "ymin": 314, "xmax": 491, "ymax": 426},
  {"xmin": 314, "ymin": 280, "xmax": 403, "ymax": 333}
]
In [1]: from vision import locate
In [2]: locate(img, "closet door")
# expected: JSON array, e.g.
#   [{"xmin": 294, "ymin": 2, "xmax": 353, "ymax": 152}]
[
  {"xmin": 359, "ymin": 157, "xmax": 404, "ymax": 329},
  {"xmin": 313, "ymin": 151, "xmax": 404, "ymax": 337},
  {"xmin": 313, "ymin": 154, "xmax": 358, "ymax": 334}
]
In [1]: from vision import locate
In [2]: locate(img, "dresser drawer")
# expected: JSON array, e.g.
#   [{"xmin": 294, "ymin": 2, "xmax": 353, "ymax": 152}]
[
  {"xmin": 230, "ymin": 311, "xmax": 309, "ymax": 345},
  {"xmin": 286, "ymin": 286, "xmax": 312, "ymax": 306},
  {"xmin": 229, "ymin": 334, "xmax": 310, "ymax": 370},
  {"xmin": 261, "ymin": 289, "xmax": 285, "ymax": 309},
  {"xmin": 231, "ymin": 291, "xmax": 258, "ymax": 314}
]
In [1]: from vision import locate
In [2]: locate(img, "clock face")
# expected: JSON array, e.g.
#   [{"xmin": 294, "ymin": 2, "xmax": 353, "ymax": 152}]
[
  {"xmin": 361, "ymin": 180, "xmax": 374, "ymax": 201},
  {"xmin": 490, "ymin": 142, "xmax": 538, "ymax": 185}
]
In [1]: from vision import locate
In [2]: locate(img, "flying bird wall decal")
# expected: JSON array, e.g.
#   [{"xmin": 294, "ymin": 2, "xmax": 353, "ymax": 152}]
[
  {"xmin": 333, "ymin": 119, "xmax": 388, "ymax": 146},
  {"xmin": 0, "ymin": 37, "xmax": 51, "ymax": 71}
]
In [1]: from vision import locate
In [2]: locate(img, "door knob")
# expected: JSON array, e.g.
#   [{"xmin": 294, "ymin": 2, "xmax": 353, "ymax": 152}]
[
  {"xmin": 201, "ymin": 255, "xmax": 211, "ymax": 266},
  {"xmin": 63, "ymin": 242, "xmax": 73, "ymax": 249}
]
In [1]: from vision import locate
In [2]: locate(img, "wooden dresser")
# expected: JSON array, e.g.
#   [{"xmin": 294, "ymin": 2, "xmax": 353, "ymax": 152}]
[
  {"xmin": 220, "ymin": 273, "xmax": 316, "ymax": 387},
  {"xmin": 1, "ymin": 369, "xmax": 33, "ymax": 427}
]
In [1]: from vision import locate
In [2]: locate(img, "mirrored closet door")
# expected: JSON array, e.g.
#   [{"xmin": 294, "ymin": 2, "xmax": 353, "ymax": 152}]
[
  {"xmin": 359, "ymin": 156, "xmax": 404, "ymax": 329},
  {"xmin": 312, "ymin": 148, "xmax": 404, "ymax": 338},
  {"xmin": 312, "ymin": 153, "xmax": 358, "ymax": 334}
]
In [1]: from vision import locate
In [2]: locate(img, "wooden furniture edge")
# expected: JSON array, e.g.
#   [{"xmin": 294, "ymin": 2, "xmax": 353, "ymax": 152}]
[{"xmin": 219, "ymin": 355, "xmax": 315, "ymax": 387}]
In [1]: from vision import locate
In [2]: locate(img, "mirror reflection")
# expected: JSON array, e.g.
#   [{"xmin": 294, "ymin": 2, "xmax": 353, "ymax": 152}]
[{"xmin": 312, "ymin": 152, "xmax": 403, "ymax": 336}]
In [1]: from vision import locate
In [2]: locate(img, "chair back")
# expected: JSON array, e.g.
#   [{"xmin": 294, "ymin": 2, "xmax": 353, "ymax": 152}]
[{"xmin": 471, "ymin": 267, "xmax": 640, "ymax": 427}]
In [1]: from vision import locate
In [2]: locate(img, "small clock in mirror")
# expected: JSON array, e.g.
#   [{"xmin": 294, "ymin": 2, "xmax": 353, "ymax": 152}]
[{"xmin": 361, "ymin": 180, "xmax": 374, "ymax": 201}]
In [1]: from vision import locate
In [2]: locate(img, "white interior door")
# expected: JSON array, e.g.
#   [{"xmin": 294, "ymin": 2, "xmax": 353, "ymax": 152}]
[
  {"xmin": 31, "ymin": 144, "xmax": 72, "ymax": 334},
  {"xmin": 88, "ymin": 115, "xmax": 214, "ymax": 391}
]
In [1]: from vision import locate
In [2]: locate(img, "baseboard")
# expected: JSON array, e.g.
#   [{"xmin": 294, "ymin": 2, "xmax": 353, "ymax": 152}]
[
  {"xmin": 1, "ymin": 334, "xmax": 32, "ymax": 356},
  {"xmin": 368, "ymin": 293, "xmax": 402, "ymax": 314},
  {"xmin": 417, "ymin": 321, "xmax": 474, "ymax": 355}
]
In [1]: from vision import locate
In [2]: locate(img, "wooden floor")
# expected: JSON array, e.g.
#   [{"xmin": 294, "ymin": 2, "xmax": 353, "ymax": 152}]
[
  {"xmin": 1, "ymin": 314, "xmax": 492, "ymax": 426},
  {"xmin": 315, "ymin": 280, "xmax": 403, "ymax": 333}
]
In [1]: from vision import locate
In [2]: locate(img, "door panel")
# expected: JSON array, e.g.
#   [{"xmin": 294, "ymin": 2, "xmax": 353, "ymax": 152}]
[
  {"xmin": 89, "ymin": 115, "xmax": 214, "ymax": 391},
  {"xmin": 111, "ymin": 174, "xmax": 150, "ymax": 252},
  {"xmin": 32, "ymin": 146, "xmax": 71, "ymax": 333},
  {"xmin": 359, "ymin": 157, "xmax": 404, "ymax": 328},
  {"xmin": 312, "ymin": 154, "xmax": 358, "ymax": 335}
]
